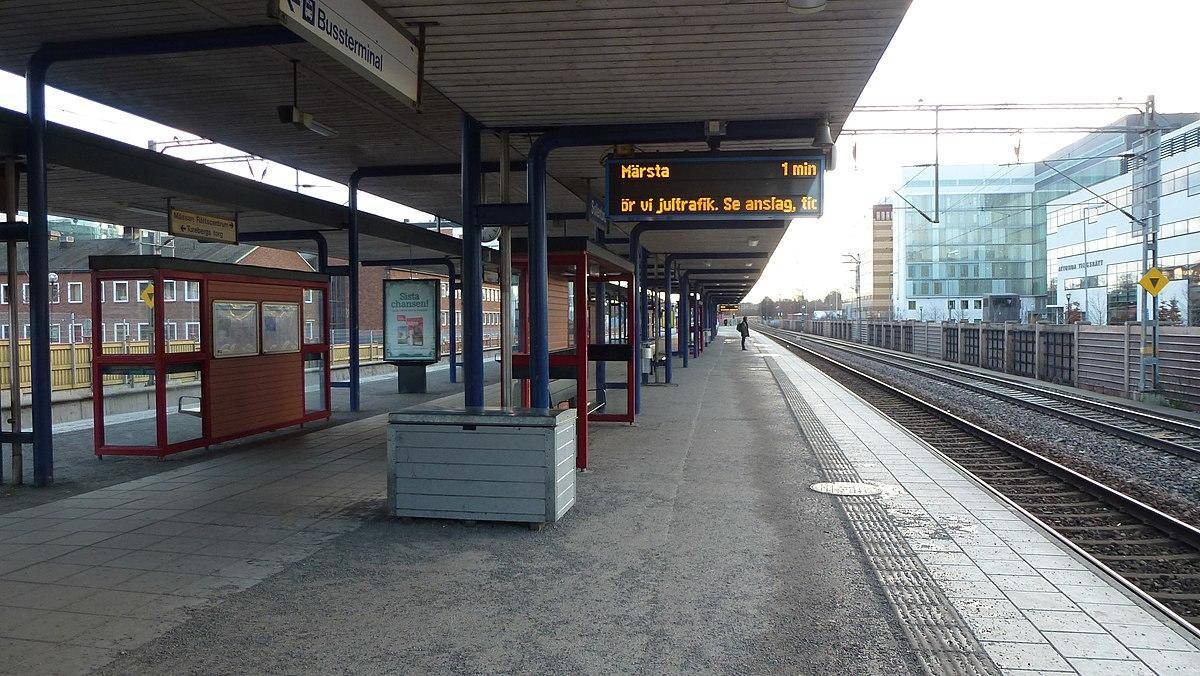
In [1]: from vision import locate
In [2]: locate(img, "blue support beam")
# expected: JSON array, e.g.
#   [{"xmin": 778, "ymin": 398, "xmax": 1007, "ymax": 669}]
[
  {"xmin": 594, "ymin": 227, "xmax": 607, "ymax": 410},
  {"xmin": 24, "ymin": 24, "xmax": 302, "ymax": 487},
  {"xmin": 680, "ymin": 272, "xmax": 691, "ymax": 367},
  {"xmin": 346, "ymin": 183, "xmax": 362, "ymax": 411},
  {"xmin": 461, "ymin": 113, "xmax": 485, "ymax": 408},
  {"xmin": 662, "ymin": 255, "xmax": 674, "ymax": 383},
  {"xmin": 239, "ymin": 230, "xmax": 330, "ymax": 273}
]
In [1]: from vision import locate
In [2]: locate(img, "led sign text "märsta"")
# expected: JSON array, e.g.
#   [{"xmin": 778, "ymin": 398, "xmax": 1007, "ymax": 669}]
[{"xmin": 606, "ymin": 154, "xmax": 824, "ymax": 221}]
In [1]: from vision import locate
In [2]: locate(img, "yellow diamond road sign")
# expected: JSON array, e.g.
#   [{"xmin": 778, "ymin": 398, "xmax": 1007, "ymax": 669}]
[
  {"xmin": 140, "ymin": 282, "xmax": 155, "ymax": 309},
  {"xmin": 1138, "ymin": 267, "xmax": 1168, "ymax": 296}
]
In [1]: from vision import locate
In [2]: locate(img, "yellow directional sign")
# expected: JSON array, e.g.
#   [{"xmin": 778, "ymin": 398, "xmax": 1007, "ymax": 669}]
[
  {"xmin": 1138, "ymin": 267, "xmax": 1168, "ymax": 297},
  {"xmin": 140, "ymin": 283, "xmax": 155, "ymax": 309}
]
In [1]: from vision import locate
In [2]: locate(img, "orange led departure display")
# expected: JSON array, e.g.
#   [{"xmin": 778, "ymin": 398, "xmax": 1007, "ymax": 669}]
[{"xmin": 606, "ymin": 152, "xmax": 824, "ymax": 221}]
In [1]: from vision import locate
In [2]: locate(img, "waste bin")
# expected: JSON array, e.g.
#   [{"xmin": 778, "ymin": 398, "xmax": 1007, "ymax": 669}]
[{"xmin": 641, "ymin": 341, "xmax": 656, "ymax": 375}]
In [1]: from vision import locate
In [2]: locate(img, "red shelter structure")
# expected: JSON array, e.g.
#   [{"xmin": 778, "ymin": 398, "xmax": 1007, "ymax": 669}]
[
  {"xmin": 512, "ymin": 239, "xmax": 637, "ymax": 470},
  {"xmin": 89, "ymin": 255, "xmax": 331, "ymax": 458}
]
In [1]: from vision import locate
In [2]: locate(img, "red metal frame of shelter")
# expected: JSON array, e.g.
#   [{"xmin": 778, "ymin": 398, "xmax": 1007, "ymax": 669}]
[
  {"xmin": 89, "ymin": 256, "xmax": 331, "ymax": 459},
  {"xmin": 512, "ymin": 243, "xmax": 636, "ymax": 470}
]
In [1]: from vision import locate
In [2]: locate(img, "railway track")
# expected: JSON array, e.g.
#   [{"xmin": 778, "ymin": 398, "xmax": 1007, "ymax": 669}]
[
  {"xmin": 758, "ymin": 326, "xmax": 1200, "ymax": 632},
  {"xmin": 768, "ymin": 325, "xmax": 1200, "ymax": 462}
]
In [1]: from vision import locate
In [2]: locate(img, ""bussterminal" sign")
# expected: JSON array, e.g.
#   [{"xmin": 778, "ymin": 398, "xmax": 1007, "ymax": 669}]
[{"xmin": 270, "ymin": 0, "xmax": 420, "ymax": 107}]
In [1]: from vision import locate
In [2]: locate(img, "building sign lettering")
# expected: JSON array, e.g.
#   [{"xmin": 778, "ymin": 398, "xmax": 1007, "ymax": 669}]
[
  {"xmin": 168, "ymin": 208, "xmax": 238, "ymax": 245},
  {"xmin": 270, "ymin": 0, "xmax": 420, "ymax": 107}
]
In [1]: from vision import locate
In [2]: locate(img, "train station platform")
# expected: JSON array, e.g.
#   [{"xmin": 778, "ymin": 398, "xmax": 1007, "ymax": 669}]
[{"xmin": 0, "ymin": 328, "xmax": 1196, "ymax": 673}]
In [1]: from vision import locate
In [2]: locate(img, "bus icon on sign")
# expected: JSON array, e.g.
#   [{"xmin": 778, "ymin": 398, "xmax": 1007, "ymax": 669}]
[{"xmin": 303, "ymin": 0, "xmax": 316, "ymax": 24}]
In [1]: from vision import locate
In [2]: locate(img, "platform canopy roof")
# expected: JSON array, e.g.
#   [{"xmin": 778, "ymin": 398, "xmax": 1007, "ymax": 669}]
[
  {"xmin": 0, "ymin": 109, "xmax": 487, "ymax": 266},
  {"xmin": 0, "ymin": 0, "xmax": 910, "ymax": 297}
]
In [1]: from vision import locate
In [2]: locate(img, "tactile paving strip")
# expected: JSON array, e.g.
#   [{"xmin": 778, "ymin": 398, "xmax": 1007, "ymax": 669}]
[{"xmin": 764, "ymin": 353, "xmax": 1000, "ymax": 676}]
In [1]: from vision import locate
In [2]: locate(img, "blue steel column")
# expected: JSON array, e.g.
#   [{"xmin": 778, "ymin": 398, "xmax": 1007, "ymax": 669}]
[
  {"xmin": 594, "ymin": 229, "xmax": 607, "ymax": 409},
  {"xmin": 526, "ymin": 139, "xmax": 553, "ymax": 409},
  {"xmin": 461, "ymin": 113, "xmax": 485, "ymax": 407},
  {"xmin": 445, "ymin": 258, "xmax": 458, "ymax": 384},
  {"xmin": 663, "ymin": 255, "xmax": 674, "ymax": 384},
  {"xmin": 346, "ymin": 177, "xmax": 362, "ymax": 411},
  {"xmin": 26, "ymin": 56, "xmax": 52, "ymax": 485},
  {"xmin": 677, "ymin": 278, "xmax": 686, "ymax": 364},
  {"xmin": 680, "ymin": 273, "xmax": 690, "ymax": 367}
]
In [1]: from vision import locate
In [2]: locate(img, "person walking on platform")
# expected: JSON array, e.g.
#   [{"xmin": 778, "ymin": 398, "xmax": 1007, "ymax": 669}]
[{"xmin": 737, "ymin": 316, "xmax": 750, "ymax": 350}]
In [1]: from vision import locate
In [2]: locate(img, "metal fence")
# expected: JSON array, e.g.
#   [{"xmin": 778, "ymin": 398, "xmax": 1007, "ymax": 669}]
[{"xmin": 798, "ymin": 320, "xmax": 1200, "ymax": 409}]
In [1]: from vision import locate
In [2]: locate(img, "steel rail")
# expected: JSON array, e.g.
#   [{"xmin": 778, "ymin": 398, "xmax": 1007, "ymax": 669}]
[
  {"xmin": 759, "ymin": 327, "xmax": 1200, "ymax": 633},
  {"xmin": 769, "ymin": 325, "xmax": 1200, "ymax": 462}
]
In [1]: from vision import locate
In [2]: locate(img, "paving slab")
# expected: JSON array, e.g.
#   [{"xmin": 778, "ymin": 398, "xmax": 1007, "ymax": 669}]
[
  {"xmin": 755, "ymin": 331, "xmax": 1200, "ymax": 674},
  {"xmin": 85, "ymin": 328, "xmax": 923, "ymax": 674}
]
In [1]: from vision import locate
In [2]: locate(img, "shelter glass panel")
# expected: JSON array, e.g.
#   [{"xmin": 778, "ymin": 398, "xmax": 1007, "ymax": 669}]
[
  {"xmin": 98, "ymin": 365, "xmax": 158, "ymax": 447},
  {"xmin": 166, "ymin": 364, "xmax": 203, "ymax": 445},
  {"xmin": 99, "ymin": 276, "xmax": 154, "ymax": 355},
  {"xmin": 304, "ymin": 353, "xmax": 326, "ymax": 414},
  {"xmin": 163, "ymin": 277, "xmax": 202, "ymax": 354},
  {"xmin": 303, "ymin": 289, "xmax": 324, "ymax": 344}
]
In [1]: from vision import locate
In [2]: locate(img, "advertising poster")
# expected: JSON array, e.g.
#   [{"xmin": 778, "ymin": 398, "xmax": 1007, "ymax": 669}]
[{"xmin": 383, "ymin": 279, "xmax": 440, "ymax": 362}]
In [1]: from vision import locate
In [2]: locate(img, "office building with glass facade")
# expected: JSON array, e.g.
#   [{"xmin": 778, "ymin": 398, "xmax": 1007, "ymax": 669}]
[
  {"xmin": 893, "ymin": 114, "xmax": 1198, "ymax": 321},
  {"xmin": 1047, "ymin": 118, "xmax": 1200, "ymax": 326},
  {"xmin": 893, "ymin": 163, "xmax": 1039, "ymax": 321}
]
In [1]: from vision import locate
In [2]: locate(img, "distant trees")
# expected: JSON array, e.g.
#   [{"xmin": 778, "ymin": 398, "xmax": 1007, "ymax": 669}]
[
  {"xmin": 1160, "ymin": 298, "xmax": 1183, "ymax": 326},
  {"xmin": 764, "ymin": 291, "xmax": 846, "ymax": 318}
]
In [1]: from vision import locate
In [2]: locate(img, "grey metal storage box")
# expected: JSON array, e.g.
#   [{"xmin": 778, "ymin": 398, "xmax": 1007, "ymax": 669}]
[{"xmin": 387, "ymin": 408, "xmax": 577, "ymax": 524}]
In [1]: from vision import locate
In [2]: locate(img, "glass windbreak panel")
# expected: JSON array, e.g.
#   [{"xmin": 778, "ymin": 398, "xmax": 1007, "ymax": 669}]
[
  {"xmin": 166, "ymin": 363, "xmax": 203, "ymax": 445},
  {"xmin": 262, "ymin": 302, "xmax": 300, "ymax": 354},
  {"xmin": 98, "ymin": 365, "xmax": 158, "ymax": 447},
  {"xmin": 163, "ymin": 278, "xmax": 202, "ymax": 353},
  {"xmin": 99, "ymin": 277, "xmax": 155, "ymax": 355},
  {"xmin": 212, "ymin": 301, "xmax": 259, "ymax": 358},
  {"xmin": 304, "ymin": 353, "xmax": 326, "ymax": 414},
  {"xmin": 303, "ymin": 289, "xmax": 324, "ymax": 344}
]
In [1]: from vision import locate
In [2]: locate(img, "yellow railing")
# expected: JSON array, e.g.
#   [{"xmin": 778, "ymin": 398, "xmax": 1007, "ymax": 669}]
[
  {"xmin": 0, "ymin": 339, "xmax": 412, "ymax": 393},
  {"xmin": 329, "ymin": 342, "xmax": 384, "ymax": 367}
]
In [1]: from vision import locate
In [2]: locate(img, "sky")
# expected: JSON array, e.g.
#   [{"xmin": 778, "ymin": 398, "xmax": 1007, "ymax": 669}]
[
  {"xmin": 2, "ymin": 0, "xmax": 1198, "ymax": 303},
  {"xmin": 746, "ymin": 0, "xmax": 1200, "ymax": 303},
  {"xmin": 0, "ymin": 77, "xmax": 433, "ymax": 224}
]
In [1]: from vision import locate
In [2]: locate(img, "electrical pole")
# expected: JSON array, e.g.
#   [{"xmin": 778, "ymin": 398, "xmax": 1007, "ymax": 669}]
[
  {"xmin": 1134, "ymin": 95, "xmax": 1161, "ymax": 397},
  {"xmin": 843, "ymin": 253, "xmax": 862, "ymax": 342}
]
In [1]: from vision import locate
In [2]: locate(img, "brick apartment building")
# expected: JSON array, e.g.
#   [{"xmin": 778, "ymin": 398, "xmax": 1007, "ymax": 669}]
[
  {"xmin": 3, "ymin": 235, "xmax": 504, "ymax": 354},
  {"xmin": 0, "ymin": 235, "xmax": 315, "ymax": 344}
]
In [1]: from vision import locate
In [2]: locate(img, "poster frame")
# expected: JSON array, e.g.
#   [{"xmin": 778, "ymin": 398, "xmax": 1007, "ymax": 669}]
[{"xmin": 382, "ymin": 278, "xmax": 442, "ymax": 364}]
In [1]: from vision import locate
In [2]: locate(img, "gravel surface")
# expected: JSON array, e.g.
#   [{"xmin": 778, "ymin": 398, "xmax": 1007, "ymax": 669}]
[
  {"xmin": 96, "ymin": 336, "xmax": 922, "ymax": 675},
  {"xmin": 798, "ymin": 337, "xmax": 1200, "ymax": 526}
]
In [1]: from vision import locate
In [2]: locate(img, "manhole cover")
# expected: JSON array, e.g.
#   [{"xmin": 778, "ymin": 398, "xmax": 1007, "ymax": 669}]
[{"xmin": 810, "ymin": 481, "xmax": 883, "ymax": 496}]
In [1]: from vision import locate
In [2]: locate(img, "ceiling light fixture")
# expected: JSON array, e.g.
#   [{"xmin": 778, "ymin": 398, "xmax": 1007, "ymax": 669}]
[
  {"xmin": 747, "ymin": 237, "xmax": 760, "ymax": 247},
  {"xmin": 278, "ymin": 60, "xmax": 339, "ymax": 138},
  {"xmin": 787, "ymin": 0, "xmax": 827, "ymax": 14},
  {"xmin": 812, "ymin": 117, "xmax": 834, "ymax": 149}
]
